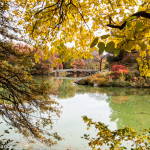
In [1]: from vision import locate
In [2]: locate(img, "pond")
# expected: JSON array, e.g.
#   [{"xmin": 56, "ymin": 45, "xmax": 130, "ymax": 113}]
[{"xmin": 0, "ymin": 76, "xmax": 150, "ymax": 149}]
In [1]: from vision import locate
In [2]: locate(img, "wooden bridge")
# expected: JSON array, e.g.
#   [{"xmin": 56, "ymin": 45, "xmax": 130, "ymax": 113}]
[{"xmin": 53, "ymin": 69, "xmax": 99, "ymax": 76}]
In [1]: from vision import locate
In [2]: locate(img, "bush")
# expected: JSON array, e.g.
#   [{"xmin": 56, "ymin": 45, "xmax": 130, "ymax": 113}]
[
  {"xmin": 111, "ymin": 64, "xmax": 128, "ymax": 74},
  {"xmin": 86, "ymin": 76, "xmax": 94, "ymax": 85},
  {"xmin": 108, "ymin": 64, "xmax": 129, "ymax": 80},
  {"xmin": 77, "ymin": 72, "xmax": 150, "ymax": 88},
  {"xmin": 77, "ymin": 78, "xmax": 88, "ymax": 85},
  {"xmin": 77, "ymin": 76, "xmax": 94, "ymax": 85},
  {"xmin": 77, "ymin": 74, "xmax": 108, "ymax": 87},
  {"xmin": 92, "ymin": 74, "xmax": 103, "ymax": 78},
  {"xmin": 109, "ymin": 80, "xmax": 131, "ymax": 87},
  {"xmin": 96, "ymin": 78, "xmax": 107, "ymax": 86}
]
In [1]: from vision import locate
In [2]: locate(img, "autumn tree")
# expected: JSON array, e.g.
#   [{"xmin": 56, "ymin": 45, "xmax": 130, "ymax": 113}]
[
  {"xmin": 90, "ymin": 2, "xmax": 150, "ymax": 76},
  {"xmin": 106, "ymin": 49, "xmax": 139, "ymax": 71},
  {"xmin": 73, "ymin": 58, "xmax": 85, "ymax": 69},
  {"xmin": 12, "ymin": 0, "xmax": 150, "ymax": 76},
  {"xmin": 1, "ymin": 0, "xmax": 150, "ymax": 146},
  {"xmin": 0, "ymin": 0, "xmax": 61, "ymax": 145},
  {"xmin": 31, "ymin": 51, "xmax": 63, "ymax": 75},
  {"xmin": 92, "ymin": 51, "xmax": 107, "ymax": 71}
]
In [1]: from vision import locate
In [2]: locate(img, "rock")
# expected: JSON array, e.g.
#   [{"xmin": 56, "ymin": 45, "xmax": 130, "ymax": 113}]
[{"xmin": 93, "ymin": 84, "xmax": 98, "ymax": 87}]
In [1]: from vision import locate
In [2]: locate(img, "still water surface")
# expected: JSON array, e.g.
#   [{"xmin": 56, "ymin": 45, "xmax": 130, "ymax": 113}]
[{"xmin": 0, "ymin": 76, "xmax": 150, "ymax": 149}]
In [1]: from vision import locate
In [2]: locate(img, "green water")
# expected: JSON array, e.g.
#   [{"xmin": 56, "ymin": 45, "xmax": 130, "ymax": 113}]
[{"xmin": 0, "ymin": 76, "xmax": 150, "ymax": 149}]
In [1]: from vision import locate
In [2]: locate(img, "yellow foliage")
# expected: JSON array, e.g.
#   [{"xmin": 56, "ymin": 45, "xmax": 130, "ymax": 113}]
[
  {"xmin": 34, "ymin": 53, "xmax": 41, "ymax": 63},
  {"xmin": 9, "ymin": 0, "xmax": 150, "ymax": 76}
]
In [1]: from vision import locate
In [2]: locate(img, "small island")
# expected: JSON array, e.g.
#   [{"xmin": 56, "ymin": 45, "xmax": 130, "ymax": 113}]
[{"xmin": 76, "ymin": 69, "xmax": 150, "ymax": 88}]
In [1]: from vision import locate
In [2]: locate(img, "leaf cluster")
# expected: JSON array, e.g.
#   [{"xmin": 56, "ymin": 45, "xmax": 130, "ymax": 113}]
[{"xmin": 82, "ymin": 116, "xmax": 150, "ymax": 150}]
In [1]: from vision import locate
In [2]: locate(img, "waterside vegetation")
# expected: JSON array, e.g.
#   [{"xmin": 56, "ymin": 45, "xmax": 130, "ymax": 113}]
[{"xmin": 77, "ymin": 64, "xmax": 150, "ymax": 88}]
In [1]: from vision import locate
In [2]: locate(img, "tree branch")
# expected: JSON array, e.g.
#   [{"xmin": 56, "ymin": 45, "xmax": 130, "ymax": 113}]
[
  {"xmin": 34, "ymin": 0, "xmax": 61, "ymax": 16},
  {"xmin": 107, "ymin": 11, "xmax": 150, "ymax": 30}
]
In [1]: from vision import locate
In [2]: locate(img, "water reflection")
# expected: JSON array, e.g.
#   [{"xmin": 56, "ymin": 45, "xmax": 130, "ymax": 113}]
[
  {"xmin": 1, "ymin": 76, "xmax": 150, "ymax": 149},
  {"xmin": 109, "ymin": 95, "xmax": 150, "ymax": 131},
  {"xmin": 45, "ymin": 77, "xmax": 78, "ymax": 99},
  {"xmin": 30, "ymin": 77, "xmax": 150, "ymax": 148},
  {"xmin": 77, "ymin": 85, "xmax": 150, "ymax": 131},
  {"xmin": 0, "ymin": 77, "xmax": 62, "ymax": 149},
  {"xmin": 47, "ymin": 77, "xmax": 150, "ymax": 133},
  {"xmin": 51, "ymin": 88, "xmax": 114, "ymax": 149}
]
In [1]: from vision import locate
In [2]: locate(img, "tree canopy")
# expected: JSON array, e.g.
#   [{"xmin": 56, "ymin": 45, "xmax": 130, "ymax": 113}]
[
  {"xmin": 7, "ymin": 0, "xmax": 150, "ymax": 76},
  {"xmin": 0, "ymin": 0, "xmax": 150, "ymax": 147}
]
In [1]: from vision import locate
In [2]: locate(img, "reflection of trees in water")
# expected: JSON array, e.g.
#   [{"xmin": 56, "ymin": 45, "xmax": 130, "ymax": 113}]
[
  {"xmin": 109, "ymin": 95, "xmax": 150, "ymax": 131},
  {"xmin": 99, "ymin": 87, "xmax": 150, "ymax": 131},
  {"xmin": 34, "ymin": 76, "xmax": 63, "ymax": 95},
  {"xmin": 41, "ymin": 77, "xmax": 78, "ymax": 99},
  {"xmin": 0, "ymin": 98, "xmax": 61, "ymax": 146},
  {"xmin": 105, "ymin": 88, "xmax": 150, "ymax": 131},
  {"xmin": 77, "ymin": 85, "xmax": 150, "ymax": 131},
  {"xmin": 0, "ymin": 74, "xmax": 62, "ymax": 148},
  {"xmin": 57, "ymin": 79, "xmax": 77, "ymax": 99},
  {"xmin": 77, "ymin": 85, "xmax": 150, "ymax": 97}
]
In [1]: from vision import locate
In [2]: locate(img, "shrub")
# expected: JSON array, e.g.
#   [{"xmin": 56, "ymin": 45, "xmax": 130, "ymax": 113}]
[
  {"xmin": 108, "ymin": 64, "xmax": 129, "ymax": 80},
  {"xmin": 77, "ymin": 74, "xmax": 106, "ymax": 86},
  {"xmin": 96, "ymin": 78, "xmax": 107, "ymax": 86},
  {"xmin": 86, "ymin": 76, "xmax": 94, "ymax": 85},
  {"xmin": 108, "ymin": 72, "xmax": 120, "ymax": 79},
  {"xmin": 92, "ymin": 74, "xmax": 103, "ymax": 78},
  {"xmin": 109, "ymin": 80, "xmax": 131, "ymax": 87},
  {"xmin": 77, "ymin": 78, "xmax": 88, "ymax": 85},
  {"xmin": 77, "ymin": 76, "xmax": 94, "ymax": 85},
  {"xmin": 111, "ymin": 64, "xmax": 128, "ymax": 74}
]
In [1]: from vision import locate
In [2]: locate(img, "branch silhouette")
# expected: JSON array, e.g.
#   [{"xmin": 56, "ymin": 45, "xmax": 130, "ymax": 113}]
[{"xmin": 107, "ymin": 11, "xmax": 150, "ymax": 30}]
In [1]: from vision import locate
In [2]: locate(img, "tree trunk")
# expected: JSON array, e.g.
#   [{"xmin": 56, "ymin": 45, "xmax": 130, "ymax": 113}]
[{"xmin": 100, "ymin": 59, "xmax": 102, "ymax": 71}]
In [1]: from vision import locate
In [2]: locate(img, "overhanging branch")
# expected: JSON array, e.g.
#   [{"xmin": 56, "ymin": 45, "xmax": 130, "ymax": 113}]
[{"xmin": 107, "ymin": 11, "xmax": 150, "ymax": 30}]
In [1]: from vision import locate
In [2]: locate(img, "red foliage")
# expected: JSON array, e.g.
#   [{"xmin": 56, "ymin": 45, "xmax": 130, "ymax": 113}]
[
  {"xmin": 14, "ymin": 43, "xmax": 34, "ymax": 53},
  {"xmin": 56, "ymin": 62, "xmax": 63, "ymax": 69},
  {"xmin": 73, "ymin": 59, "xmax": 85, "ymax": 69},
  {"xmin": 13, "ymin": 44, "xmax": 64, "ymax": 74},
  {"xmin": 112, "ymin": 64, "xmax": 128, "ymax": 74},
  {"xmin": 109, "ymin": 64, "xmax": 129, "ymax": 79}
]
